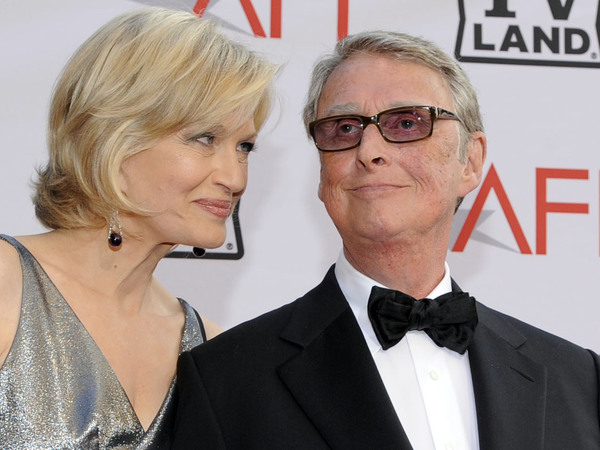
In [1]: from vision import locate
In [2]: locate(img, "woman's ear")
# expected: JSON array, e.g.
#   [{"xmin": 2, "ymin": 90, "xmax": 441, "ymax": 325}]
[{"xmin": 118, "ymin": 160, "xmax": 129, "ymax": 197}]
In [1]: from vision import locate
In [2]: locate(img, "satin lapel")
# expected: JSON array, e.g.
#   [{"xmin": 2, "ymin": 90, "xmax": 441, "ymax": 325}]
[
  {"xmin": 277, "ymin": 267, "xmax": 413, "ymax": 450},
  {"xmin": 468, "ymin": 303, "xmax": 547, "ymax": 450}
]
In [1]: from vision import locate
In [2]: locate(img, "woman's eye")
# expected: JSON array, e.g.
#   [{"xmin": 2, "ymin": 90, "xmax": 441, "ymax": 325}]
[
  {"xmin": 194, "ymin": 134, "xmax": 214, "ymax": 145},
  {"xmin": 237, "ymin": 142, "xmax": 255, "ymax": 153}
]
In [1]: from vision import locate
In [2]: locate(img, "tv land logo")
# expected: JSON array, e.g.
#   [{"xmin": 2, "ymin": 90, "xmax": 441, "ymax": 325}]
[{"xmin": 456, "ymin": 0, "xmax": 600, "ymax": 68}]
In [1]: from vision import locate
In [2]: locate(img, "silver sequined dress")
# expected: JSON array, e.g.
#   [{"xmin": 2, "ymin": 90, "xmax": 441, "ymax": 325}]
[{"xmin": 0, "ymin": 234, "xmax": 205, "ymax": 449}]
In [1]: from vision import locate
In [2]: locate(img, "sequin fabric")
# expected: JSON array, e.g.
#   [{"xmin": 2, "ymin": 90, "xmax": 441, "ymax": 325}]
[{"xmin": 0, "ymin": 234, "xmax": 205, "ymax": 449}]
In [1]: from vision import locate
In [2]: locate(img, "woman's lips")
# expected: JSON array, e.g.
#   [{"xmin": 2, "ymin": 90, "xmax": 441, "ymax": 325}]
[{"xmin": 194, "ymin": 199, "xmax": 232, "ymax": 219}]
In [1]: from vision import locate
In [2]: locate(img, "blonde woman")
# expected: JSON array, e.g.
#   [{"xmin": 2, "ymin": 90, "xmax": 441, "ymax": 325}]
[{"xmin": 0, "ymin": 7, "xmax": 276, "ymax": 448}]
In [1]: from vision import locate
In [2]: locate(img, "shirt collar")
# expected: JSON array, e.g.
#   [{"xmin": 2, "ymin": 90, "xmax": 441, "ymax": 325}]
[{"xmin": 334, "ymin": 250, "xmax": 452, "ymax": 353}]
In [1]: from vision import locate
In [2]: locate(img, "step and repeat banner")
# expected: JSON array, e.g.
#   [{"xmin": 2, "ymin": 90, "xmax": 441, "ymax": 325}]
[{"xmin": 1, "ymin": 0, "xmax": 598, "ymax": 352}]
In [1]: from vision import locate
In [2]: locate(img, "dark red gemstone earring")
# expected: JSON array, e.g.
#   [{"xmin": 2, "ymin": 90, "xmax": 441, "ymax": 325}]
[{"xmin": 108, "ymin": 211, "xmax": 122, "ymax": 249}]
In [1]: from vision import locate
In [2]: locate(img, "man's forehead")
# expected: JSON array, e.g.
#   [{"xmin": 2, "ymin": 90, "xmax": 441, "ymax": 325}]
[
  {"xmin": 317, "ymin": 58, "xmax": 451, "ymax": 117},
  {"xmin": 320, "ymin": 101, "xmax": 425, "ymax": 116}
]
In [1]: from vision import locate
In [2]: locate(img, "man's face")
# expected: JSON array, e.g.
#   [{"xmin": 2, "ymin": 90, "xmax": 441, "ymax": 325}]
[{"xmin": 316, "ymin": 54, "xmax": 484, "ymax": 249}]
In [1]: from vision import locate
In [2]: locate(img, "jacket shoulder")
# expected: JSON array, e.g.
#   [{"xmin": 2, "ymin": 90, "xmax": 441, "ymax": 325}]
[
  {"xmin": 477, "ymin": 301, "xmax": 599, "ymax": 364},
  {"xmin": 187, "ymin": 265, "xmax": 343, "ymax": 362}
]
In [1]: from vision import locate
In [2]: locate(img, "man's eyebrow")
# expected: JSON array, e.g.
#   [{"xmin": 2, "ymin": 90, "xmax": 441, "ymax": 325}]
[
  {"xmin": 322, "ymin": 104, "xmax": 361, "ymax": 116},
  {"xmin": 322, "ymin": 101, "xmax": 418, "ymax": 117}
]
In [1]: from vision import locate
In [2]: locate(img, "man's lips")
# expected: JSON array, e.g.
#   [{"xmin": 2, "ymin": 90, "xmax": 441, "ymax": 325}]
[
  {"xmin": 194, "ymin": 199, "xmax": 232, "ymax": 219},
  {"xmin": 349, "ymin": 183, "xmax": 405, "ymax": 195}
]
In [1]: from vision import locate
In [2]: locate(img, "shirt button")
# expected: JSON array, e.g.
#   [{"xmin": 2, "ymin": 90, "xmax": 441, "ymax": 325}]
[{"xmin": 429, "ymin": 369, "xmax": 440, "ymax": 380}]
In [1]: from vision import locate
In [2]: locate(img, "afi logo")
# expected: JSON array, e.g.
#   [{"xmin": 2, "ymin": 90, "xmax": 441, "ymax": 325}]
[
  {"xmin": 193, "ymin": 0, "xmax": 350, "ymax": 40},
  {"xmin": 456, "ymin": 0, "xmax": 600, "ymax": 67},
  {"xmin": 451, "ymin": 165, "xmax": 591, "ymax": 255}
]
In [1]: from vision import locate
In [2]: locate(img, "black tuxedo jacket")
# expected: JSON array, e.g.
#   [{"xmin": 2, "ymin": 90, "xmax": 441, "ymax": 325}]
[{"xmin": 173, "ymin": 266, "xmax": 600, "ymax": 449}]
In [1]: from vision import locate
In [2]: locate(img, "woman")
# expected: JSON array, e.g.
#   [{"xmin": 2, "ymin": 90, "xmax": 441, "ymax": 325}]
[{"xmin": 0, "ymin": 7, "xmax": 276, "ymax": 448}]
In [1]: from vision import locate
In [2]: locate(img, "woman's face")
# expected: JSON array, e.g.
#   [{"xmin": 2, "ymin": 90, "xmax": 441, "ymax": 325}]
[{"xmin": 119, "ymin": 118, "xmax": 257, "ymax": 249}]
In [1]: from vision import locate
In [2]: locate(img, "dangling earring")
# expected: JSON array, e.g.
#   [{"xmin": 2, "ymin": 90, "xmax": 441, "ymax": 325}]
[{"xmin": 108, "ymin": 211, "xmax": 123, "ymax": 249}]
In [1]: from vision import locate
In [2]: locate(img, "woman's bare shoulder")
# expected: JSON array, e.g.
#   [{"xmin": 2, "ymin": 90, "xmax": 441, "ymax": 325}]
[
  {"xmin": 0, "ymin": 237, "xmax": 22, "ymax": 292},
  {"xmin": 0, "ymin": 238, "xmax": 23, "ymax": 366},
  {"xmin": 201, "ymin": 317, "xmax": 223, "ymax": 340}
]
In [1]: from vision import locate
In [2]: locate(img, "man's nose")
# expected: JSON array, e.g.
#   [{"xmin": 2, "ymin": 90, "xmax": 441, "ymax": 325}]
[{"xmin": 356, "ymin": 123, "xmax": 388, "ymax": 167}]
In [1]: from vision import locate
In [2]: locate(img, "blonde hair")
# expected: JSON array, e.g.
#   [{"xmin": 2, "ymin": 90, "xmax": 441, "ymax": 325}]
[{"xmin": 34, "ymin": 7, "xmax": 277, "ymax": 229}]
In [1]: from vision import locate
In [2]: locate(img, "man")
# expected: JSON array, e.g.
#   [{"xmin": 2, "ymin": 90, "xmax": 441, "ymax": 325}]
[{"xmin": 174, "ymin": 31, "xmax": 600, "ymax": 449}]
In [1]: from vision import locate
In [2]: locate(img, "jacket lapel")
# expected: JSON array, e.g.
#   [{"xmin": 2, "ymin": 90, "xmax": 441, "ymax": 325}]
[
  {"xmin": 277, "ymin": 266, "xmax": 413, "ymax": 450},
  {"xmin": 468, "ymin": 302, "xmax": 547, "ymax": 450}
]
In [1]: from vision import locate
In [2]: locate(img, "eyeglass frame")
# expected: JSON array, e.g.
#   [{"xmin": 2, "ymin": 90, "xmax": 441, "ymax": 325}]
[{"xmin": 308, "ymin": 105, "xmax": 462, "ymax": 152}]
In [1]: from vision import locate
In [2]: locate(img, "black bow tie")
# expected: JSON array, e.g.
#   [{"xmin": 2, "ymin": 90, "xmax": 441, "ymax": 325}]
[{"xmin": 367, "ymin": 286, "xmax": 478, "ymax": 354}]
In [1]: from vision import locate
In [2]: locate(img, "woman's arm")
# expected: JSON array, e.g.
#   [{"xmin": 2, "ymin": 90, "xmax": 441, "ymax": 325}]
[{"xmin": 0, "ymin": 239, "xmax": 23, "ymax": 366}]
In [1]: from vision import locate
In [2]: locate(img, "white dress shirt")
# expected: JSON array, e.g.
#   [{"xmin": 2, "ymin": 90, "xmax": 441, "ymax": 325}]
[{"xmin": 335, "ymin": 251, "xmax": 480, "ymax": 450}]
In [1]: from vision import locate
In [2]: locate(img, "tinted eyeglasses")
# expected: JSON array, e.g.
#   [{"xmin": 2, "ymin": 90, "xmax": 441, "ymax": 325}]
[{"xmin": 308, "ymin": 105, "xmax": 461, "ymax": 152}]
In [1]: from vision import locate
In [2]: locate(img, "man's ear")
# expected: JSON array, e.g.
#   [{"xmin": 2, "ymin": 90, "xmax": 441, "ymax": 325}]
[
  {"xmin": 317, "ymin": 154, "xmax": 325, "ymax": 202},
  {"xmin": 317, "ymin": 178, "xmax": 324, "ymax": 202},
  {"xmin": 459, "ymin": 131, "xmax": 487, "ymax": 197}
]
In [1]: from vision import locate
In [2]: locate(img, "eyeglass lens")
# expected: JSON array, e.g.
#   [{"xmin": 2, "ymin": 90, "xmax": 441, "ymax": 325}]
[{"xmin": 313, "ymin": 107, "xmax": 435, "ymax": 151}]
